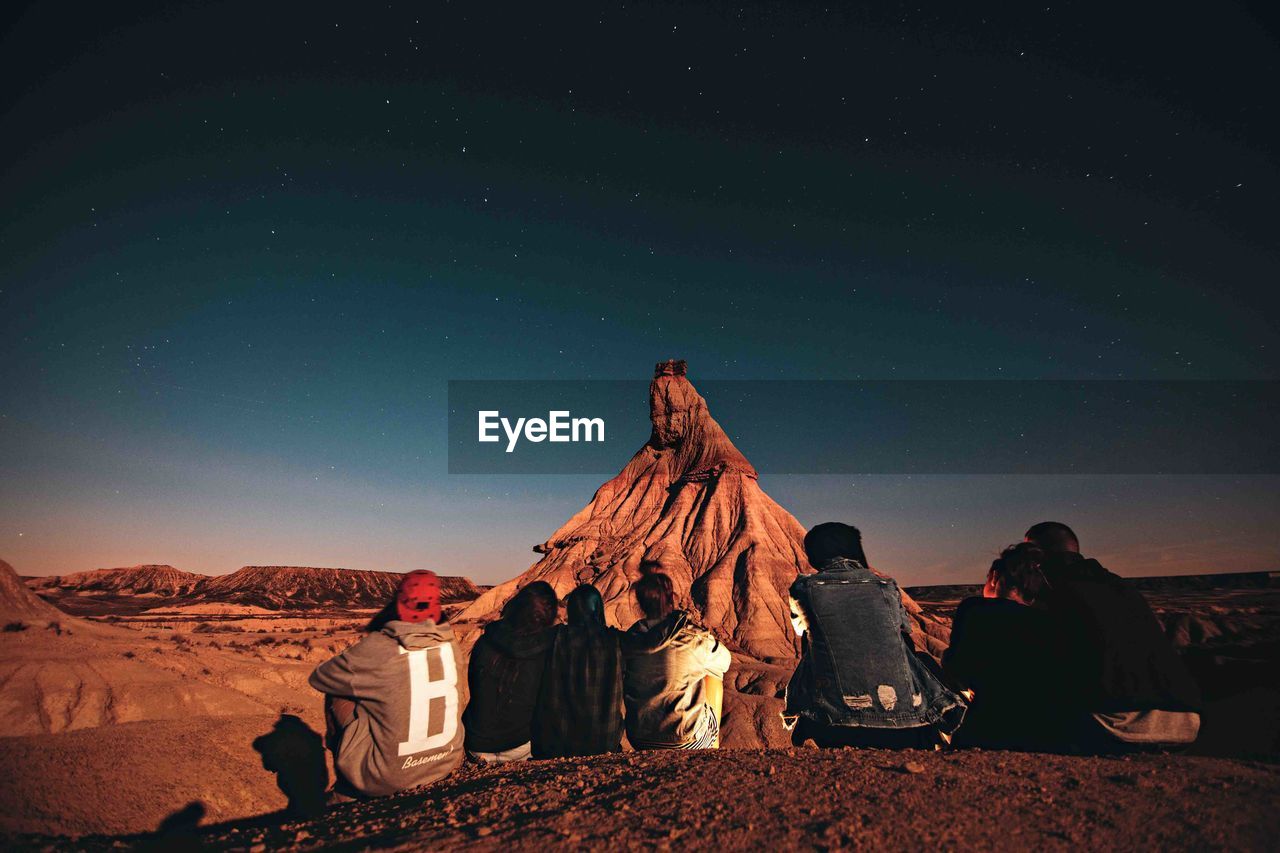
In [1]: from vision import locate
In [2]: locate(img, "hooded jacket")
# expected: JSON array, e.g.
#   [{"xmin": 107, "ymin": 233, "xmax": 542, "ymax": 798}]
[
  {"xmin": 621, "ymin": 610, "xmax": 731, "ymax": 747},
  {"xmin": 533, "ymin": 592, "xmax": 625, "ymax": 758},
  {"xmin": 943, "ymin": 596, "xmax": 1079, "ymax": 749},
  {"xmin": 462, "ymin": 618, "xmax": 556, "ymax": 753},
  {"xmin": 1039, "ymin": 553, "xmax": 1202, "ymax": 714},
  {"xmin": 308, "ymin": 620, "xmax": 464, "ymax": 797}
]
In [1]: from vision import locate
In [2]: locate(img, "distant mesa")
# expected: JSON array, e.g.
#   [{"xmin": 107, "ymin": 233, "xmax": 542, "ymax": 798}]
[
  {"xmin": 459, "ymin": 359, "xmax": 950, "ymax": 661},
  {"xmin": 197, "ymin": 565, "xmax": 482, "ymax": 610},
  {"xmin": 27, "ymin": 564, "xmax": 483, "ymax": 614},
  {"xmin": 28, "ymin": 565, "xmax": 204, "ymax": 597}
]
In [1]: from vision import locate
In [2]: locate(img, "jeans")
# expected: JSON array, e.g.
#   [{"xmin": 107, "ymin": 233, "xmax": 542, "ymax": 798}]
[{"xmin": 466, "ymin": 741, "xmax": 533, "ymax": 764}]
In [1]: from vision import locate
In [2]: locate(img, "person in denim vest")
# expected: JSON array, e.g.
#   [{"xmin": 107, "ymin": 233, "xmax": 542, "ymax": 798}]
[{"xmin": 784, "ymin": 522, "xmax": 966, "ymax": 748}]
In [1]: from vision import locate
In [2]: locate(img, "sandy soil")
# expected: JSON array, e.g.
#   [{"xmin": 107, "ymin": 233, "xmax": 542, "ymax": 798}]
[
  {"xmin": 30, "ymin": 748, "xmax": 1280, "ymax": 852},
  {"xmin": 0, "ymin": 716, "xmax": 293, "ymax": 836}
]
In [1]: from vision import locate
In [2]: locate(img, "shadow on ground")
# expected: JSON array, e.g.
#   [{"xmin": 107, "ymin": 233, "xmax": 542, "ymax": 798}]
[{"xmin": 251, "ymin": 714, "xmax": 328, "ymax": 819}]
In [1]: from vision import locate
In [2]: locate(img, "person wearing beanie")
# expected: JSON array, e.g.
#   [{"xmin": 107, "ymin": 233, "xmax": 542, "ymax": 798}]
[
  {"xmin": 308, "ymin": 569, "xmax": 465, "ymax": 798},
  {"xmin": 784, "ymin": 522, "xmax": 967, "ymax": 748}
]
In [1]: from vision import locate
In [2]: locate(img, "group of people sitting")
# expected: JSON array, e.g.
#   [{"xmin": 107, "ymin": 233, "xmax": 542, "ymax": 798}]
[
  {"xmin": 309, "ymin": 568, "xmax": 731, "ymax": 797},
  {"xmin": 309, "ymin": 519, "xmax": 1201, "ymax": 799}
]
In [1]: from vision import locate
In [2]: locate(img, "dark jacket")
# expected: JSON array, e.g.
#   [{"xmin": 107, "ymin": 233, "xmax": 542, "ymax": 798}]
[
  {"xmin": 532, "ymin": 621, "xmax": 625, "ymax": 758},
  {"xmin": 1039, "ymin": 553, "xmax": 1201, "ymax": 714},
  {"xmin": 462, "ymin": 619, "xmax": 555, "ymax": 753},
  {"xmin": 786, "ymin": 559, "xmax": 966, "ymax": 733},
  {"xmin": 943, "ymin": 597, "xmax": 1079, "ymax": 750}
]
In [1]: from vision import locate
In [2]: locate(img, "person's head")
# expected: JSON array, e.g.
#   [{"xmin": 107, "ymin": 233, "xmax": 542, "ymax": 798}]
[
  {"xmin": 803, "ymin": 522, "xmax": 868, "ymax": 569},
  {"xmin": 984, "ymin": 542, "xmax": 1046, "ymax": 605},
  {"xmin": 395, "ymin": 570, "xmax": 442, "ymax": 624},
  {"xmin": 501, "ymin": 581, "xmax": 559, "ymax": 633},
  {"xmin": 1024, "ymin": 521, "xmax": 1080, "ymax": 554},
  {"xmin": 633, "ymin": 572, "xmax": 675, "ymax": 620},
  {"xmin": 566, "ymin": 583, "xmax": 606, "ymax": 628}
]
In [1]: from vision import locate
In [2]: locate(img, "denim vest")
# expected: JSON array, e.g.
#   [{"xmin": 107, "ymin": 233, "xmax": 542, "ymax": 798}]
[{"xmin": 786, "ymin": 559, "xmax": 966, "ymax": 731}]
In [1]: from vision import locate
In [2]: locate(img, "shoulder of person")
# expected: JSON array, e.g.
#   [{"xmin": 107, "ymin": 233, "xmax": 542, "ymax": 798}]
[
  {"xmin": 331, "ymin": 629, "xmax": 393, "ymax": 668},
  {"xmin": 952, "ymin": 595, "xmax": 988, "ymax": 619}
]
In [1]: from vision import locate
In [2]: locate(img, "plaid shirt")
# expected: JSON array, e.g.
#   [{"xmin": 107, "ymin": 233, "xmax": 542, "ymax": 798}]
[{"xmin": 532, "ymin": 623, "xmax": 625, "ymax": 758}]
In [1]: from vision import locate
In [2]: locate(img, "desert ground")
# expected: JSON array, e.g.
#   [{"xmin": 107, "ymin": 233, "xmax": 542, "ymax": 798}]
[
  {"xmin": 2, "ymin": 561, "xmax": 1277, "ymax": 850},
  {"xmin": 66, "ymin": 749, "xmax": 1280, "ymax": 852}
]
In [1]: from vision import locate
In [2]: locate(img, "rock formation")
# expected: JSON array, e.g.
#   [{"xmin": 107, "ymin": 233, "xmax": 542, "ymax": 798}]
[
  {"xmin": 460, "ymin": 360, "xmax": 949, "ymax": 661},
  {"xmin": 1, "ymin": 558, "xmax": 65, "ymax": 623}
]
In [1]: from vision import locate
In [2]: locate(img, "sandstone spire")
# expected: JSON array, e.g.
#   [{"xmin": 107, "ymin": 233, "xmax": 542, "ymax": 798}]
[
  {"xmin": 460, "ymin": 360, "xmax": 805, "ymax": 659},
  {"xmin": 459, "ymin": 360, "xmax": 950, "ymax": 661}
]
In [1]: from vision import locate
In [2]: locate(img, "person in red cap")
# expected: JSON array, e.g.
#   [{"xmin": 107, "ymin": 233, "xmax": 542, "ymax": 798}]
[{"xmin": 309, "ymin": 570, "xmax": 465, "ymax": 799}]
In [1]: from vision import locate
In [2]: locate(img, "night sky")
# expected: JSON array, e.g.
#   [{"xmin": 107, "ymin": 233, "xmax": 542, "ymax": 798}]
[{"xmin": 2, "ymin": 2, "xmax": 1277, "ymax": 584}]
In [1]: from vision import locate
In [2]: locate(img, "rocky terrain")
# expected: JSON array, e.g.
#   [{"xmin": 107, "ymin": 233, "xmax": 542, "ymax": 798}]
[
  {"xmin": 35, "ymin": 749, "xmax": 1280, "ymax": 851},
  {"xmin": 3, "ymin": 557, "xmax": 1279, "ymax": 845}
]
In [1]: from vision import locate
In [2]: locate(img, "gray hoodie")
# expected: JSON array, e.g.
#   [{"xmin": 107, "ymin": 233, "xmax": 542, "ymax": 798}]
[
  {"xmin": 309, "ymin": 620, "xmax": 464, "ymax": 796},
  {"xmin": 621, "ymin": 610, "xmax": 732, "ymax": 747}
]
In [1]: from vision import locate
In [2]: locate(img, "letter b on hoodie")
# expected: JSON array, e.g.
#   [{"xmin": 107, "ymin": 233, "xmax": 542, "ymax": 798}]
[{"xmin": 398, "ymin": 644, "xmax": 460, "ymax": 755}]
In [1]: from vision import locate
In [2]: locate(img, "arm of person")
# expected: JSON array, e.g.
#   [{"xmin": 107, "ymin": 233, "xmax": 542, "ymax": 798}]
[
  {"xmin": 789, "ymin": 593, "xmax": 809, "ymax": 637},
  {"xmin": 940, "ymin": 599, "xmax": 978, "ymax": 689},
  {"xmin": 309, "ymin": 646, "xmax": 358, "ymax": 697},
  {"xmin": 700, "ymin": 631, "xmax": 732, "ymax": 679}
]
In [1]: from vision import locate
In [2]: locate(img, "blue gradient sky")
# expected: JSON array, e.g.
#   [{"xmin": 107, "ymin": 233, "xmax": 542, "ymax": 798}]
[{"xmin": 1, "ymin": 2, "xmax": 1277, "ymax": 584}]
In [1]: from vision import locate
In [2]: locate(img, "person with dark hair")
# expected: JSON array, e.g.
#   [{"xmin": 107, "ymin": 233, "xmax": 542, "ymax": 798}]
[
  {"xmin": 532, "ymin": 584, "xmax": 625, "ymax": 758},
  {"xmin": 1024, "ymin": 521, "xmax": 1079, "ymax": 555},
  {"xmin": 462, "ymin": 581, "xmax": 559, "ymax": 763},
  {"xmin": 621, "ymin": 572, "xmax": 731, "ymax": 750},
  {"xmin": 944, "ymin": 543, "xmax": 1077, "ymax": 750},
  {"xmin": 785, "ymin": 523, "xmax": 966, "ymax": 748},
  {"xmin": 309, "ymin": 570, "xmax": 464, "ymax": 797},
  {"xmin": 1024, "ymin": 522, "xmax": 1202, "ymax": 751}
]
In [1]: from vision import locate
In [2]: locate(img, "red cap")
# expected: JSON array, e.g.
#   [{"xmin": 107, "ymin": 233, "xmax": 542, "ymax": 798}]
[{"xmin": 396, "ymin": 570, "xmax": 442, "ymax": 624}]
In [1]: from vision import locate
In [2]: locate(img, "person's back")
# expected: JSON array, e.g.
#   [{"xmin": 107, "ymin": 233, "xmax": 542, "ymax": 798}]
[
  {"xmin": 1026, "ymin": 522, "xmax": 1201, "ymax": 749},
  {"xmin": 533, "ymin": 584, "xmax": 624, "ymax": 758},
  {"xmin": 308, "ymin": 571, "xmax": 464, "ymax": 797},
  {"xmin": 621, "ymin": 573, "xmax": 731, "ymax": 749},
  {"xmin": 943, "ymin": 544, "xmax": 1076, "ymax": 750},
  {"xmin": 462, "ymin": 581, "xmax": 558, "ymax": 762},
  {"xmin": 785, "ymin": 523, "xmax": 965, "ymax": 748}
]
